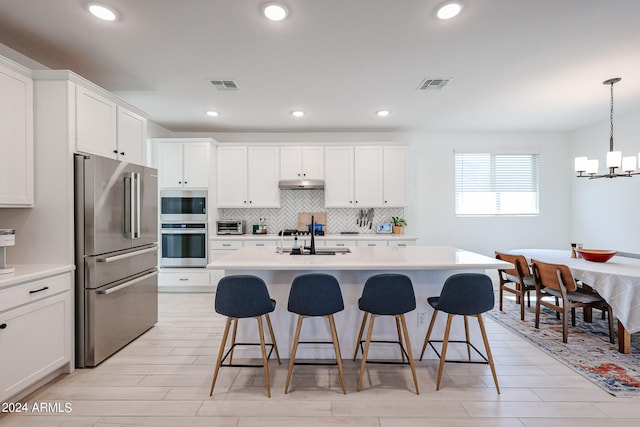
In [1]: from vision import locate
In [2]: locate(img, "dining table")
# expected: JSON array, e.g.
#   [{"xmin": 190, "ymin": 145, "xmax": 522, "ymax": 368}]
[{"xmin": 510, "ymin": 249, "xmax": 640, "ymax": 354}]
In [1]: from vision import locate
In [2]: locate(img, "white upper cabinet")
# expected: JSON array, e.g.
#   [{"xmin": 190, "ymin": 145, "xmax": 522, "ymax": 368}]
[
  {"xmin": 0, "ymin": 58, "xmax": 33, "ymax": 207},
  {"xmin": 158, "ymin": 141, "xmax": 210, "ymax": 189},
  {"xmin": 75, "ymin": 84, "xmax": 147, "ymax": 165},
  {"xmin": 217, "ymin": 146, "xmax": 280, "ymax": 208},
  {"xmin": 280, "ymin": 146, "xmax": 324, "ymax": 180},
  {"xmin": 325, "ymin": 146, "xmax": 384, "ymax": 207},
  {"xmin": 383, "ymin": 145, "xmax": 409, "ymax": 207},
  {"xmin": 354, "ymin": 146, "xmax": 384, "ymax": 207},
  {"xmin": 76, "ymin": 86, "xmax": 117, "ymax": 159},
  {"xmin": 248, "ymin": 146, "xmax": 280, "ymax": 207},
  {"xmin": 324, "ymin": 146, "xmax": 354, "ymax": 207},
  {"xmin": 116, "ymin": 107, "xmax": 146, "ymax": 165}
]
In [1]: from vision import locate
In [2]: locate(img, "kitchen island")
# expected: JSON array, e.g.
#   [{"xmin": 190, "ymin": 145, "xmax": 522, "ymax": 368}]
[{"xmin": 207, "ymin": 245, "xmax": 510, "ymax": 359}]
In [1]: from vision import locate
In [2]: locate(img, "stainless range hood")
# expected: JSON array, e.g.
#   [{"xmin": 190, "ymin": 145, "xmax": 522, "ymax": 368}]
[{"xmin": 278, "ymin": 179, "xmax": 325, "ymax": 190}]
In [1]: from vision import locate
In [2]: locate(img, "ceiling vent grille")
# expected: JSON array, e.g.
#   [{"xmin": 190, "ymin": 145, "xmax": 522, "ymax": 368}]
[
  {"xmin": 210, "ymin": 80, "xmax": 239, "ymax": 91},
  {"xmin": 417, "ymin": 78, "xmax": 451, "ymax": 91}
]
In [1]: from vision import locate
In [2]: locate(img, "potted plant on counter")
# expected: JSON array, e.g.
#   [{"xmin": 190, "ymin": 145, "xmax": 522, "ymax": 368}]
[{"xmin": 391, "ymin": 216, "xmax": 407, "ymax": 234}]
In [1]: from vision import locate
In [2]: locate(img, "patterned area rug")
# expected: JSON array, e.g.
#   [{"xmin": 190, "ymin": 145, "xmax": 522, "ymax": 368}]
[{"xmin": 487, "ymin": 296, "xmax": 640, "ymax": 397}]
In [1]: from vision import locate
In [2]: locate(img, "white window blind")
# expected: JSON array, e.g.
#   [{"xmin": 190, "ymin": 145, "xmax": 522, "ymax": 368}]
[{"xmin": 455, "ymin": 152, "xmax": 539, "ymax": 216}]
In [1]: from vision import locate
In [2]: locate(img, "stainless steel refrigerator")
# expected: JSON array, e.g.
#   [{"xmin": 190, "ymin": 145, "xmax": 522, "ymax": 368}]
[{"xmin": 74, "ymin": 154, "xmax": 158, "ymax": 367}]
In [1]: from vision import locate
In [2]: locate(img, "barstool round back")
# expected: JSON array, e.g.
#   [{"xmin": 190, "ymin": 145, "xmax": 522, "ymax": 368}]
[
  {"xmin": 215, "ymin": 275, "xmax": 275, "ymax": 318},
  {"xmin": 433, "ymin": 273, "xmax": 494, "ymax": 315},
  {"xmin": 288, "ymin": 273, "xmax": 344, "ymax": 316},
  {"xmin": 359, "ymin": 273, "xmax": 416, "ymax": 315}
]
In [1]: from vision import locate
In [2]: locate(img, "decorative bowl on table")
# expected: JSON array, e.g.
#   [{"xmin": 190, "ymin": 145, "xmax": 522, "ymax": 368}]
[{"xmin": 575, "ymin": 249, "xmax": 617, "ymax": 262}]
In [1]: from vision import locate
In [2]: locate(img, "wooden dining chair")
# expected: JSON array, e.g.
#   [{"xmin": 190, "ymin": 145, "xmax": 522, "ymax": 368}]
[
  {"xmin": 530, "ymin": 259, "xmax": 615, "ymax": 344},
  {"xmin": 495, "ymin": 252, "xmax": 536, "ymax": 321}
]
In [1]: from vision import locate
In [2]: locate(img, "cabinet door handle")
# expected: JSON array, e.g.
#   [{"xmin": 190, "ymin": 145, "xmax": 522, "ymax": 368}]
[
  {"xmin": 120, "ymin": 152, "xmax": 125, "ymax": 156},
  {"xmin": 0, "ymin": 323, "xmax": 7, "ymax": 330},
  {"xmin": 184, "ymin": 181, "xmax": 188, "ymax": 184},
  {"xmin": 29, "ymin": 286, "xmax": 49, "ymax": 294},
  {"xmin": 113, "ymin": 149, "xmax": 118, "ymax": 154}
]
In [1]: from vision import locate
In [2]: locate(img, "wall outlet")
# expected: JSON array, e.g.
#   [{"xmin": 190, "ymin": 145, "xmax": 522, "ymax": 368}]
[{"xmin": 417, "ymin": 312, "xmax": 426, "ymax": 327}]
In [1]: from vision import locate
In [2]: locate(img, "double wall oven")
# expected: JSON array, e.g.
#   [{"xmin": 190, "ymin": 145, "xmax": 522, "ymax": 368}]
[{"xmin": 160, "ymin": 190, "xmax": 208, "ymax": 268}]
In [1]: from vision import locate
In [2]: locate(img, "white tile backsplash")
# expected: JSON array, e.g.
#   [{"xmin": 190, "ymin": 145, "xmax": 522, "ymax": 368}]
[{"xmin": 219, "ymin": 189, "xmax": 403, "ymax": 234}]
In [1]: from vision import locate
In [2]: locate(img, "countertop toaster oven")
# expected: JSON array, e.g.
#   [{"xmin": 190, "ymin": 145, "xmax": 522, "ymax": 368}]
[{"xmin": 216, "ymin": 220, "xmax": 246, "ymax": 235}]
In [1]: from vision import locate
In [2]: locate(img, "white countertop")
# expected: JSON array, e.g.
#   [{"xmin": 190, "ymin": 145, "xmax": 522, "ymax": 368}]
[
  {"xmin": 207, "ymin": 245, "xmax": 509, "ymax": 271},
  {"xmin": 211, "ymin": 233, "xmax": 417, "ymax": 241},
  {"xmin": 0, "ymin": 264, "xmax": 75, "ymax": 289}
]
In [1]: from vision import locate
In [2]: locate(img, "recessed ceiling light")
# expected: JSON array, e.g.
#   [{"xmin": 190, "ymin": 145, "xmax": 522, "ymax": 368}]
[
  {"xmin": 263, "ymin": 2, "xmax": 289, "ymax": 21},
  {"xmin": 291, "ymin": 110, "xmax": 304, "ymax": 117},
  {"xmin": 206, "ymin": 111, "xmax": 219, "ymax": 117},
  {"xmin": 436, "ymin": 1, "xmax": 463, "ymax": 20},
  {"xmin": 88, "ymin": 3, "xmax": 118, "ymax": 21},
  {"xmin": 376, "ymin": 110, "xmax": 391, "ymax": 117}
]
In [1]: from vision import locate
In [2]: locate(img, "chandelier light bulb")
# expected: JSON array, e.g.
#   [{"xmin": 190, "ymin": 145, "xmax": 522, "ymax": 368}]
[
  {"xmin": 574, "ymin": 157, "xmax": 588, "ymax": 173},
  {"xmin": 622, "ymin": 156, "xmax": 637, "ymax": 173},
  {"xmin": 606, "ymin": 151, "xmax": 622, "ymax": 169},
  {"xmin": 586, "ymin": 159, "xmax": 599, "ymax": 175}
]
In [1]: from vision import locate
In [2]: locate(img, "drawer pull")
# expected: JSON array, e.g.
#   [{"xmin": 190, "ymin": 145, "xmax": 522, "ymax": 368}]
[
  {"xmin": 179, "ymin": 278, "xmax": 189, "ymax": 281},
  {"xmin": 256, "ymin": 243, "xmax": 264, "ymax": 246},
  {"xmin": 222, "ymin": 243, "xmax": 231, "ymax": 247},
  {"xmin": 397, "ymin": 243, "xmax": 406, "ymax": 247},
  {"xmin": 29, "ymin": 286, "xmax": 49, "ymax": 294},
  {"xmin": 0, "ymin": 323, "xmax": 6, "ymax": 330},
  {"xmin": 336, "ymin": 243, "xmax": 345, "ymax": 246},
  {"xmin": 367, "ymin": 243, "xmax": 376, "ymax": 246}
]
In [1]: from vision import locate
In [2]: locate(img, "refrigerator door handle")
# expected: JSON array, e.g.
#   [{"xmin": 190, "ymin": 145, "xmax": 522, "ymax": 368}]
[
  {"xmin": 96, "ymin": 245, "xmax": 158, "ymax": 263},
  {"xmin": 97, "ymin": 271, "xmax": 158, "ymax": 295},
  {"xmin": 124, "ymin": 173, "xmax": 133, "ymax": 238},
  {"xmin": 135, "ymin": 172, "xmax": 141, "ymax": 238}
]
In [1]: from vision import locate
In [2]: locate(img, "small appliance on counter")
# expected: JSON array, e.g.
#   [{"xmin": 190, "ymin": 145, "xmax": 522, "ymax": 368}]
[
  {"xmin": 216, "ymin": 220, "xmax": 246, "ymax": 235},
  {"xmin": 0, "ymin": 228, "xmax": 16, "ymax": 275}
]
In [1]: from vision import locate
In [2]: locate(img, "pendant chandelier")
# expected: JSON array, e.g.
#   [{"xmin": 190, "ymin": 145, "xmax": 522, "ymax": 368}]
[{"xmin": 574, "ymin": 77, "xmax": 639, "ymax": 179}]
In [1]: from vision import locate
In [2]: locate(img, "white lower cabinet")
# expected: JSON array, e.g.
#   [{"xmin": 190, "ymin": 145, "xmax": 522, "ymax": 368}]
[
  {"xmin": 0, "ymin": 271, "xmax": 72, "ymax": 403},
  {"xmin": 158, "ymin": 269, "xmax": 212, "ymax": 292},
  {"xmin": 357, "ymin": 240, "xmax": 388, "ymax": 247}
]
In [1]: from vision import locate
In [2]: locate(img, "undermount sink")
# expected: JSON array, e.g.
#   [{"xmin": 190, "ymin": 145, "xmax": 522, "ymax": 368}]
[{"xmin": 278, "ymin": 247, "xmax": 351, "ymax": 255}]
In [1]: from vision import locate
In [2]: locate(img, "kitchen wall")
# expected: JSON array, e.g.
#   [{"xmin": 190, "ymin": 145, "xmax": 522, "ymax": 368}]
[
  {"xmin": 220, "ymin": 189, "xmax": 403, "ymax": 234},
  {"xmin": 570, "ymin": 107, "xmax": 640, "ymax": 253},
  {"xmin": 177, "ymin": 130, "xmax": 573, "ymax": 256}
]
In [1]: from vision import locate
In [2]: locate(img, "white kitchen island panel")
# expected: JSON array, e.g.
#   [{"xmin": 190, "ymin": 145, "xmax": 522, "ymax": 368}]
[{"xmin": 207, "ymin": 246, "xmax": 509, "ymax": 360}]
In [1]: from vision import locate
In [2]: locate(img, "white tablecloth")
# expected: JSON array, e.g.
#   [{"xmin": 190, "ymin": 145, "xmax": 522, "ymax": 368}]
[{"xmin": 510, "ymin": 249, "xmax": 640, "ymax": 334}]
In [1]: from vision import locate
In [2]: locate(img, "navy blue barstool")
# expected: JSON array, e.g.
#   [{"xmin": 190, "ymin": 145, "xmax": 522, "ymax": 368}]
[
  {"xmin": 209, "ymin": 275, "xmax": 281, "ymax": 398},
  {"xmin": 285, "ymin": 273, "xmax": 347, "ymax": 394},
  {"xmin": 419, "ymin": 273, "xmax": 500, "ymax": 393},
  {"xmin": 353, "ymin": 274, "xmax": 419, "ymax": 394}
]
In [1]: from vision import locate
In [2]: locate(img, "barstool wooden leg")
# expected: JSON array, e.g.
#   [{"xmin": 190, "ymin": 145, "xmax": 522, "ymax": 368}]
[
  {"xmin": 476, "ymin": 314, "xmax": 500, "ymax": 394},
  {"xmin": 436, "ymin": 313, "xmax": 454, "ymax": 390},
  {"xmin": 229, "ymin": 318, "xmax": 238, "ymax": 365},
  {"xmin": 284, "ymin": 315, "xmax": 304, "ymax": 394},
  {"xmin": 420, "ymin": 310, "xmax": 438, "ymax": 360},
  {"xmin": 357, "ymin": 314, "xmax": 376, "ymax": 391},
  {"xmin": 463, "ymin": 315, "xmax": 471, "ymax": 361},
  {"xmin": 210, "ymin": 317, "xmax": 233, "ymax": 396},
  {"xmin": 395, "ymin": 317, "xmax": 406, "ymax": 363},
  {"xmin": 328, "ymin": 315, "xmax": 347, "ymax": 394},
  {"xmin": 256, "ymin": 316, "xmax": 271, "ymax": 398},
  {"xmin": 353, "ymin": 312, "xmax": 369, "ymax": 361},
  {"xmin": 399, "ymin": 314, "xmax": 419, "ymax": 395},
  {"xmin": 264, "ymin": 313, "xmax": 281, "ymax": 364}
]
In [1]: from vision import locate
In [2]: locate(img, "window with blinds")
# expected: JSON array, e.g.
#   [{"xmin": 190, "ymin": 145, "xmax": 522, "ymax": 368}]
[{"xmin": 455, "ymin": 152, "xmax": 539, "ymax": 216}]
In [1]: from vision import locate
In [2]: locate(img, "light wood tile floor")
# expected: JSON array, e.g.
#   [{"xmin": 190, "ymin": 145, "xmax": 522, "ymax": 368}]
[{"xmin": 2, "ymin": 293, "xmax": 640, "ymax": 426}]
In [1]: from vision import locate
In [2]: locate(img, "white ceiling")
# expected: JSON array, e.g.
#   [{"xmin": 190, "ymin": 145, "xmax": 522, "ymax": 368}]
[{"xmin": 1, "ymin": 0, "xmax": 640, "ymax": 133}]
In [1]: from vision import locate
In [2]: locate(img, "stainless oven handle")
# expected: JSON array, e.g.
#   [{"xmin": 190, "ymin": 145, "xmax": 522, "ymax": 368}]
[
  {"xmin": 97, "ymin": 271, "xmax": 158, "ymax": 295},
  {"xmin": 161, "ymin": 229, "xmax": 207, "ymax": 234},
  {"xmin": 97, "ymin": 246, "xmax": 158, "ymax": 263}
]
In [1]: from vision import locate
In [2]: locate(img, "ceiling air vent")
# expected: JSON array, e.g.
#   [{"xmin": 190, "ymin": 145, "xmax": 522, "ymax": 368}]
[
  {"xmin": 417, "ymin": 78, "xmax": 451, "ymax": 91},
  {"xmin": 209, "ymin": 80, "xmax": 239, "ymax": 91}
]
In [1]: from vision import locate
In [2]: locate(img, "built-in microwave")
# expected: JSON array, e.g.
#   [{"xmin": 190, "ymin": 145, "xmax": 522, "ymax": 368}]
[{"xmin": 160, "ymin": 190, "xmax": 207, "ymax": 222}]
